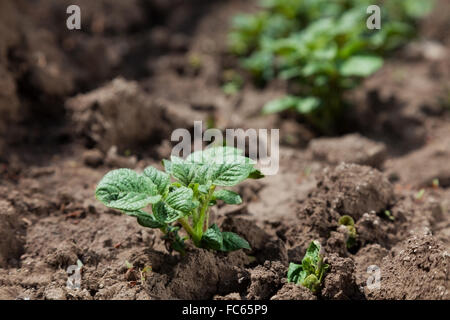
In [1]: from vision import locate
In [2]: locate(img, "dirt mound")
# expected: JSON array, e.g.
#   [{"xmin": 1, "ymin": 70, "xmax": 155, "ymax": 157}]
[
  {"xmin": 246, "ymin": 261, "xmax": 286, "ymax": 300},
  {"xmin": 0, "ymin": 200, "xmax": 25, "ymax": 268},
  {"xmin": 271, "ymin": 283, "xmax": 316, "ymax": 300},
  {"xmin": 368, "ymin": 233, "xmax": 450, "ymax": 299},
  {"xmin": 280, "ymin": 163, "xmax": 395, "ymax": 269},
  {"xmin": 386, "ymin": 135, "xmax": 450, "ymax": 188},
  {"xmin": 355, "ymin": 212, "xmax": 396, "ymax": 248},
  {"xmin": 321, "ymin": 254, "xmax": 362, "ymax": 299},
  {"xmin": 308, "ymin": 134, "xmax": 387, "ymax": 168},
  {"xmin": 220, "ymin": 216, "xmax": 288, "ymax": 265},
  {"xmin": 153, "ymin": 247, "xmax": 248, "ymax": 299},
  {"xmin": 66, "ymin": 77, "xmax": 205, "ymax": 153},
  {"xmin": 354, "ymin": 244, "xmax": 389, "ymax": 288},
  {"xmin": 311, "ymin": 163, "xmax": 394, "ymax": 221}
]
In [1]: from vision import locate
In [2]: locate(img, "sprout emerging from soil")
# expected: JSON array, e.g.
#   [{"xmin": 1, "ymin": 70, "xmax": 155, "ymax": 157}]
[
  {"xmin": 287, "ymin": 241, "xmax": 330, "ymax": 293},
  {"xmin": 95, "ymin": 146, "xmax": 263, "ymax": 254},
  {"xmin": 384, "ymin": 210, "xmax": 395, "ymax": 221},
  {"xmin": 338, "ymin": 215, "xmax": 357, "ymax": 249}
]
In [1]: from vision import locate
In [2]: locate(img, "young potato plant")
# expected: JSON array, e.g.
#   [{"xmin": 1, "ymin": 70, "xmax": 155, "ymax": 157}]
[
  {"xmin": 287, "ymin": 241, "xmax": 329, "ymax": 293},
  {"xmin": 338, "ymin": 215, "xmax": 357, "ymax": 249},
  {"xmin": 95, "ymin": 146, "xmax": 263, "ymax": 255},
  {"xmin": 229, "ymin": 0, "xmax": 434, "ymax": 132}
]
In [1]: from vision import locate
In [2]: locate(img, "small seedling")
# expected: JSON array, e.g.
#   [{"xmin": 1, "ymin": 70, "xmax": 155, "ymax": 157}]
[
  {"xmin": 124, "ymin": 260, "xmax": 136, "ymax": 282},
  {"xmin": 96, "ymin": 146, "xmax": 263, "ymax": 254},
  {"xmin": 384, "ymin": 210, "xmax": 395, "ymax": 221},
  {"xmin": 414, "ymin": 188, "xmax": 425, "ymax": 200},
  {"xmin": 125, "ymin": 260, "xmax": 133, "ymax": 270},
  {"xmin": 124, "ymin": 261, "xmax": 152, "ymax": 283},
  {"xmin": 287, "ymin": 241, "xmax": 329, "ymax": 293},
  {"xmin": 140, "ymin": 265, "xmax": 152, "ymax": 282},
  {"xmin": 432, "ymin": 179, "xmax": 439, "ymax": 189},
  {"xmin": 338, "ymin": 215, "xmax": 357, "ymax": 249}
]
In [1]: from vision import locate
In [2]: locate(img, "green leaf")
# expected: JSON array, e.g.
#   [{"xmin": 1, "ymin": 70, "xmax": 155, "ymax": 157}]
[
  {"xmin": 339, "ymin": 56, "xmax": 383, "ymax": 77},
  {"xmin": 95, "ymin": 169, "xmax": 161, "ymax": 212},
  {"xmin": 183, "ymin": 147, "xmax": 256, "ymax": 186},
  {"xmin": 287, "ymin": 262, "xmax": 302, "ymax": 283},
  {"xmin": 213, "ymin": 189, "xmax": 242, "ymax": 205},
  {"xmin": 403, "ymin": 0, "xmax": 435, "ymax": 19},
  {"xmin": 301, "ymin": 255, "xmax": 316, "ymax": 275},
  {"xmin": 287, "ymin": 240, "xmax": 329, "ymax": 292},
  {"xmin": 198, "ymin": 184, "xmax": 210, "ymax": 194},
  {"xmin": 143, "ymin": 166, "xmax": 171, "ymax": 195},
  {"xmin": 153, "ymin": 187, "xmax": 197, "ymax": 223},
  {"xmin": 262, "ymin": 96, "xmax": 297, "ymax": 114},
  {"xmin": 185, "ymin": 148, "xmax": 254, "ymax": 187},
  {"xmin": 248, "ymin": 168, "xmax": 264, "ymax": 179},
  {"xmin": 163, "ymin": 225, "xmax": 186, "ymax": 254},
  {"xmin": 263, "ymin": 96, "xmax": 320, "ymax": 115},
  {"xmin": 304, "ymin": 240, "xmax": 321, "ymax": 265},
  {"xmin": 221, "ymin": 232, "xmax": 251, "ymax": 251},
  {"xmin": 339, "ymin": 215, "xmax": 357, "ymax": 248},
  {"xmin": 302, "ymin": 274, "xmax": 321, "ymax": 293},
  {"xmin": 186, "ymin": 146, "xmax": 244, "ymax": 164},
  {"xmin": 279, "ymin": 66, "xmax": 302, "ymax": 80},
  {"xmin": 125, "ymin": 210, "xmax": 166, "ymax": 229},
  {"xmin": 384, "ymin": 210, "xmax": 395, "ymax": 221},
  {"xmin": 201, "ymin": 224, "xmax": 223, "ymax": 251},
  {"xmin": 294, "ymin": 97, "xmax": 320, "ymax": 114},
  {"xmin": 208, "ymin": 162, "xmax": 254, "ymax": 187},
  {"xmin": 190, "ymin": 163, "xmax": 210, "ymax": 185},
  {"xmin": 162, "ymin": 159, "xmax": 172, "ymax": 174},
  {"xmin": 170, "ymin": 156, "xmax": 198, "ymax": 186},
  {"xmin": 338, "ymin": 215, "xmax": 355, "ymax": 227},
  {"xmin": 312, "ymin": 44, "xmax": 337, "ymax": 60},
  {"xmin": 301, "ymin": 61, "xmax": 335, "ymax": 77}
]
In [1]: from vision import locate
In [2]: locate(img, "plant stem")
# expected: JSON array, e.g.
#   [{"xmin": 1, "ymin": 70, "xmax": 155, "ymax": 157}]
[
  {"xmin": 197, "ymin": 185, "xmax": 216, "ymax": 234},
  {"xmin": 178, "ymin": 217, "xmax": 200, "ymax": 245},
  {"xmin": 192, "ymin": 185, "xmax": 200, "ymax": 226},
  {"xmin": 205, "ymin": 210, "xmax": 210, "ymax": 232}
]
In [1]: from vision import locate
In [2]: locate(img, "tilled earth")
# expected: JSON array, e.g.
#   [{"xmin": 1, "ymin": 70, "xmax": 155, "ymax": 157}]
[{"xmin": 0, "ymin": 0, "xmax": 449, "ymax": 300}]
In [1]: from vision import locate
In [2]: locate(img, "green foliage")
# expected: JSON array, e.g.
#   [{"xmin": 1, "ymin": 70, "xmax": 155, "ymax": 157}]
[
  {"xmin": 96, "ymin": 146, "xmax": 262, "ymax": 254},
  {"xmin": 229, "ymin": 0, "xmax": 434, "ymax": 132},
  {"xmin": 287, "ymin": 241, "xmax": 329, "ymax": 293},
  {"xmin": 338, "ymin": 215, "xmax": 357, "ymax": 249},
  {"xmin": 95, "ymin": 169, "xmax": 161, "ymax": 211},
  {"xmin": 384, "ymin": 210, "xmax": 395, "ymax": 221}
]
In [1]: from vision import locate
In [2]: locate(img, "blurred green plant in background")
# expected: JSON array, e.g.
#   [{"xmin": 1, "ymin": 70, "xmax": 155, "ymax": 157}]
[{"xmin": 228, "ymin": 0, "xmax": 434, "ymax": 133}]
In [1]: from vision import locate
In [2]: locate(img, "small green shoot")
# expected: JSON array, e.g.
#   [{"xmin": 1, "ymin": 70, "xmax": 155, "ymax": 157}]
[
  {"xmin": 415, "ymin": 188, "xmax": 425, "ymax": 200},
  {"xmin": 432, "ymin": 178, "xmax": 439, "ymax": 189},
  {"xmin": 125, "ymin": 260, "xmax": 133, "ymax": 270},
  {"xmin": 96, "ymin": 146, "xmax": 263, "ymax": 254},
  {"xmin": 338, "ymin": 215, "xmax": 357, "ymax": 249},
  {"xmin": 140, "ymin": 265, "xmax": 152, "ymax": 282},
  {"xmin": 287, "ymin": 241, "xmax": 329, "ymax": 293},
  {"xmin": 384, "ymin": 210, "xmax": 395, "ymax": 221}
]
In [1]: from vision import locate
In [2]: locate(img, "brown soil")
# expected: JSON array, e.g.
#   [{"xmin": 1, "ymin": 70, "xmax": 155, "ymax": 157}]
[{"xmin": 0, "ymin": 0, "xmax": 449, "ymax": 300}]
